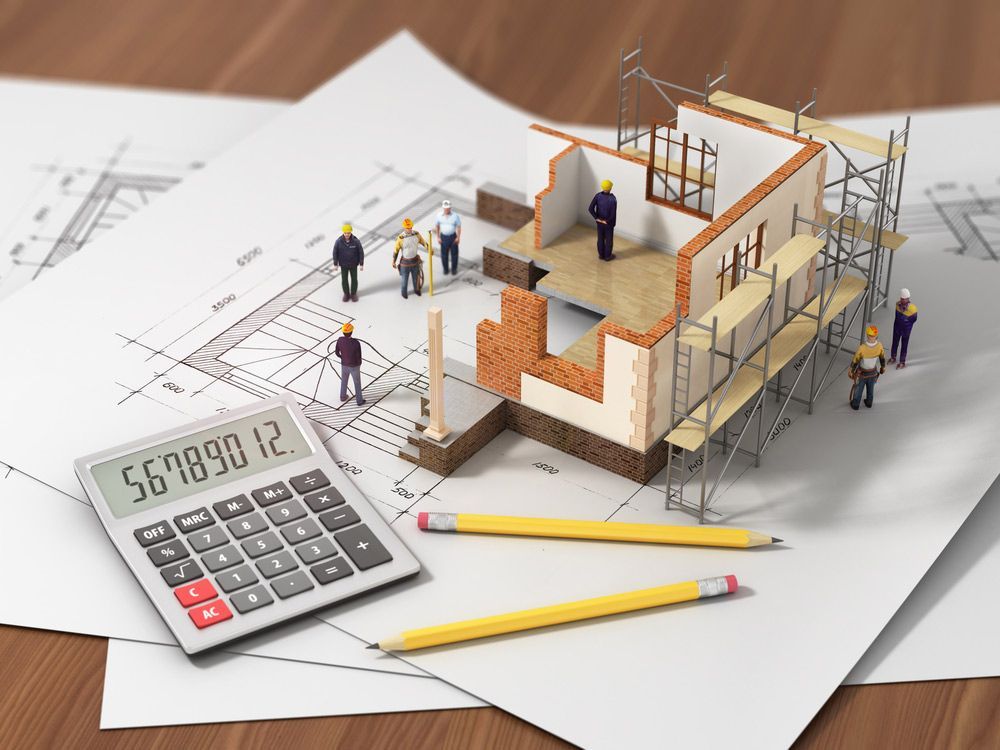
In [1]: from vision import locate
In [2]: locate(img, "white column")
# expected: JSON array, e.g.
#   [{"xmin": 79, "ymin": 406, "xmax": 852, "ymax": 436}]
[{"xmin": 423, "ymin": 306, "xmax": 451, "ymax": 441}]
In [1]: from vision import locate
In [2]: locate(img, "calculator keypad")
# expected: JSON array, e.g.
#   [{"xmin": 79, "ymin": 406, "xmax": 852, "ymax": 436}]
[{"xmin": 133, "ymin": 464, "xmax": 396, "ymax": 636}]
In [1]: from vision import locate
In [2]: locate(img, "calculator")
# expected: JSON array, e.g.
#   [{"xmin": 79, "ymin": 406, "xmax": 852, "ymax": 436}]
[{"xmin": 74, "ymin": 393, "xmax": 420, "ymax": 654}]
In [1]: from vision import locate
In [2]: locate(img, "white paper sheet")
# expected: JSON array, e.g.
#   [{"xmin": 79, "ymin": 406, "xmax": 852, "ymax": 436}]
[
  {"xmin": 0, "ymin": 34, "xmax": 997, "ymax": 748},
  {"xmin": 100, "ymin": 638, "xmax": 483, "ymax": 729},
  {"xmin": 0, "ymin": 78, "xmax": 426, "ymax": 677}
]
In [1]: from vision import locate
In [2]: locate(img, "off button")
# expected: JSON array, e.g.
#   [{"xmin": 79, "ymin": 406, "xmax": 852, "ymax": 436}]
[{"xmin": 133, "ymin": 520, "xmax": 175, "ymax": 547}]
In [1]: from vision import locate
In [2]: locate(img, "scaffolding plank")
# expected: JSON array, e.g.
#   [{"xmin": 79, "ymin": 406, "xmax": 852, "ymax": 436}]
[
  {"xmin": 749, "ymin": 273, "xmax": 865, "ymax": 376},
  {"xmin": 680, "ymin": 234, "xmax": 823, "ymax": 350},
  {"xmin": 708, "ymin": 91, "xmax": 907, "ymax": 160},
  {"xmin": 621, "ymin": 146, "xmax": 717, "ymax": 188},
  {"xmin": 665, "ymin": 368, "xmax": 764, "ymax": 451},
  {"xmin": 665, "ymin": 274, "xmax": 867, "ymax": 451},
  {"xmin": 822, "ymin": 210, "xmax": 908, "ymax": 251}
]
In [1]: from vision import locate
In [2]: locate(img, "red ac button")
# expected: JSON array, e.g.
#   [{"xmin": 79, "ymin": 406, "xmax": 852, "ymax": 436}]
[{"xmin": 188, "ymin": 599, "xmax": 233, "ymax": 629}]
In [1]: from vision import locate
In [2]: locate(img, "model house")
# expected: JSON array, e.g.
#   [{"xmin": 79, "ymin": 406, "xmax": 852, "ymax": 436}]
[{"xmin": 403, "ymin": 55, "xmax": 908, "ymax": 522}]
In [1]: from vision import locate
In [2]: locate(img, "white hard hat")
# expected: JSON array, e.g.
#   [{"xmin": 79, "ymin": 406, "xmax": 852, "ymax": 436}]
[
  {"xmin": 900, "ymin": 288, "xmax": 910, "ymax": 298},
  {"xmin": 441, "ymin": 199, "xmax": 451, "ymax": 208}
]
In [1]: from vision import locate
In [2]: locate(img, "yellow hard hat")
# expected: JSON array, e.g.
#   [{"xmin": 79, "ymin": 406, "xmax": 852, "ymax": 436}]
[
  {"xmin": 866, "ymin": 325, "xmax": 878, "ymax": 338},
  {"xmin": 342, "ymin": 322, "xmax": 354, "ymax": 334},
  {"xmin": 342, "ymin": 223, "xmax": 353, "ymax": 233},
  {"xmin": 600, "ymin": 179, "xmax": 613, "ymax": 191},
  {"xmin": 402, "ymin": 218, "xmax": 414, "ymax": 229}
]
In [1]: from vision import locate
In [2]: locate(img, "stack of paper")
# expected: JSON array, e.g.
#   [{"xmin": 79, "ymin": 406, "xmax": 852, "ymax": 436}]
[{"xmin": 3, "ymin": 31, "xmax": 1000, "ymax": 746}]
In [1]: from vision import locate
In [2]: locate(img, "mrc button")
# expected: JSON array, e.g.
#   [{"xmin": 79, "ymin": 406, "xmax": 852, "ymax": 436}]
[
  {"xmin": 173, "ymin": 507, "xmax": 214, "ymax": 533},
  {"xmin": 133, "ymin": 520, "xmax": 175, "ymax": 547}
]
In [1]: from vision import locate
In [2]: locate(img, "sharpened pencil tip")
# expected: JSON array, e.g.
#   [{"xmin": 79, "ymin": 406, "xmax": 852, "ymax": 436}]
[
  {"xmin": 366, "ymin": 643, "xmax": 380, "ymax": 650},
  {"xmin": 771, "ymin": 537, "xmax": 783, "ymax": 544}
]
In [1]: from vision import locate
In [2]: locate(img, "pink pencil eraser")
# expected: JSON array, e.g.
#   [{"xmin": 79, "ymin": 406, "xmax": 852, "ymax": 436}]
[
  {"xmin": 725, "ymin": 574, "xmax": 738, "ymax": 593},
  {"xmin": 417, "ymin": 512, "xmax": 429, "ymax": 530}
]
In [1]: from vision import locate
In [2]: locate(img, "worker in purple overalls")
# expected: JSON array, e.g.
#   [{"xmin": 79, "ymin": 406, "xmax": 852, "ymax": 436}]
[
  {"xmin": 334, "ymin": 322, "xmax": 366, "ymax": 406},
  {"xmin": 889, "ymin": 287, "xmax": 918, "ymax": 369},
  {"xmin": 588, "ymin": 179, "xmax": 617, "ymax": 261}
]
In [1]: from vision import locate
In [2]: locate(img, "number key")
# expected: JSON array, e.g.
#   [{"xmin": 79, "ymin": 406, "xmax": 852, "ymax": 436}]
[
  {"xmin": 254, "ymin": 551, "xmax": 298, "ymax": 579},
  {"xmin": 230, "ymin": 585, "xmax": 274, "ymax": 614},
  {"xmin": 216, "ymin": 564, "xmax": 259, "ymax": 593},
  {"xmin": 227, "ymin": 512, "xmax": 268, "ymax": 539},
  {"xmin": 266, "ymin": 499, "xmax": 306, "ymax": 526},
  {"xmin": 189, "ymin": 525, "xmax": 228, "ymax": 553},
  {"xmin": 295, "ymin": 537, "xmax": 338, "ymax": 565},
  {"xmin": 280, "ymin": 518, "xmax": 321, "ymax": 545},
  {"xmin": 241, "ymin": 531, "xmax": 283, "ymax": 559},
  {"xmin": 202, "ymin": 545, "xmax": 243, "ymax": 573}
]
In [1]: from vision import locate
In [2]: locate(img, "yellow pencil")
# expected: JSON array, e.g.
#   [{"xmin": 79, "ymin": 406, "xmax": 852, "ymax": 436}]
[
  {"xmin": 417, "ymin": 512, "xmax": 781, "ymax": 548},
  {"xmin": 368, "ymin": 575, "xmax": 738, "ymax": 651}
]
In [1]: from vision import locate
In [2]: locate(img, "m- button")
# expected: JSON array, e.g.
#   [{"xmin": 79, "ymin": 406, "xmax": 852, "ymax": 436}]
[
  {"xmin": 173, "ymin": 507, "xmax": 214, "ymax": 533},
  {"xmin": 133, "ymin": 520, "xmax": 175, "ymax": 547}
]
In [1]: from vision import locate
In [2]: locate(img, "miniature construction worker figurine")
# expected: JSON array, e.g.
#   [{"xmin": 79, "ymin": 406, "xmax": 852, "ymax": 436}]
[
  {"xmin": 849, "ymin": 325, "xmax": 886, "ymax": 410},
  {"xmin": 588, "ymin": 179, "xmax": 617, "ymax": 261},
  {"xmin": 392, "ymin": 217, "xmax": 427, "ymax": 298},
  {"xmin": 435, "ymin": 199, "xmax": 462, "ymax": 276},
  {"xmin": 889, "ymin": 287, "xmax": 918, "ymax": 369},
  {"xmin": 334, "ymin": 322, "xmax": 366, "ymax": 406},
  {"xmin": 332, "ymin": 224, "xmax": 364, "ymax": 302}
]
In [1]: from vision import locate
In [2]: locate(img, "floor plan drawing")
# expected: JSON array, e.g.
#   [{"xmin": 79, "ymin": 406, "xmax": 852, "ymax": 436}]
[
  {"xmin": 0, "ymin": 139, "xmax": 199, "ymax": 300},
  {"xmin": 902, "ymin": 180, "xmax": 1000, "ymax": 261}
]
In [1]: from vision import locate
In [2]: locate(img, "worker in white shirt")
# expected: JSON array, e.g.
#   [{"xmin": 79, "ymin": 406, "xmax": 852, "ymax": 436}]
[
  {"xmin": 434, "ymin": 199, "xmax": 462, "ymax": 275},
  {"xmin": 392, "ymin": 217, "xmax": 427, "ymax": 298}
]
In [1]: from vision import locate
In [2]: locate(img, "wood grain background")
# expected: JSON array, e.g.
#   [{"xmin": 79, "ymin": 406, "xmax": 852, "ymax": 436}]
[{"xmin": 1, "ymin": 1, "xmax": 999, "ymax": 747}]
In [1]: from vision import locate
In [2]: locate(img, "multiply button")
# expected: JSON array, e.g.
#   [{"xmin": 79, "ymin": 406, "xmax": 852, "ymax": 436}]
[
  {"xmin": 188, "ymin": 599, "xmax": 233, "ymax": 629},
  {"xmin": 174, "ymin": 578, "xmax": 218, "ymax": 608},
  {"xmin": 251, "ymin": 481, "xmax": 291, "ymax": 507},
  {"xmin": 173, "ymin": 507, "xmax": 214, "ymax": 533},
  {"xmin": 289, "ymin": 469, "xmax": 330, "ymax": 495},
  {"xmin": 133, "ymin": 520, "xmax": 174, "ymax": 547},
  {"xmin": 303, "ymin": 487, "xmax": 345, "ymax": 513}
]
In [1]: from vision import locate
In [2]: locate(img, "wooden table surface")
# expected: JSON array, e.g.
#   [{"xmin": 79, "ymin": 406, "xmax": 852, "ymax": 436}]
[{"xmin": 2, "ymin": 1, "xmax": 999, "ymax": 747}]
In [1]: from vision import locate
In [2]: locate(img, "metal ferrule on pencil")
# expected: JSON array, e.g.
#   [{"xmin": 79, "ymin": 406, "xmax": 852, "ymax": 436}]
[{"xmin": 423, "ymin": 512, "xmax": 458, "ymax": 531}]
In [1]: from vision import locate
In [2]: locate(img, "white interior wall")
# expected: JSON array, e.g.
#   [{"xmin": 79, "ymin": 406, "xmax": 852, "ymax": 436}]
[
  {"xmin": 525, "ymin": 128, "xmax": 576, "ymax": 202},
  {"xmin": 519, "ymin": 335, "xmax": 641, "ymax": 447},
  {"xmin": 676, "ymin": 106, "xmax": 802, "ymax": 220},
  {"xmin": 574, "ymin": 148, "xmax": 708, "ymax": 253},
  {"xmin": 646, "ymin": 150, "xmax": 825, "ymax": 443},
  {"xmin": 537, "ymin": 147, "xmax": 581, "ymax": 246}
]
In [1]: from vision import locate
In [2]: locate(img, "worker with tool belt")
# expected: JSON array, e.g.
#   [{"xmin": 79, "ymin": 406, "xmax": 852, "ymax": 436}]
[
  {"xmin": 849, "ymin": 325, "xmax": 886, "ymax": 410},
  {"xmin": 392, "ymin": 217, "xmax": 427, "ymax": 298}
]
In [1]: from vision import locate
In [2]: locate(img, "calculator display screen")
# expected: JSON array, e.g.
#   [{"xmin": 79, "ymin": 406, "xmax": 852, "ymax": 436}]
[{"xmin": 91, "ymin": 406, "xmax": 314, "ymax": 518}]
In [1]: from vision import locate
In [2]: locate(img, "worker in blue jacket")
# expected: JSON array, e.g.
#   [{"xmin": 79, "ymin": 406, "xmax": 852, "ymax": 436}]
[
  {"xmin": 333, "ymin": 224, "xmax": 364, "ymax": 302},
  {"xmin": 588, "ymin": 179, "xmax": 617, "ymax": 261},
  {"xmin": 889, "ymin": 288, "xmax": 918, "ymax": 369}
]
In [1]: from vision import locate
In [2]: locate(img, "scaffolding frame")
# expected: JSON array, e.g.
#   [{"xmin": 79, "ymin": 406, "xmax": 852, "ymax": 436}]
[{"xmin": 615, "ymin": 47, "xmax": 912, "ymax": 522}]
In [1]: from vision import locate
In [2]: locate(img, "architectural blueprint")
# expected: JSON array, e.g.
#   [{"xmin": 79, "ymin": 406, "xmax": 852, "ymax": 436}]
[{"xmin": 3, "ymin": 39, "xmax": 1000, "ymax": 743}]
